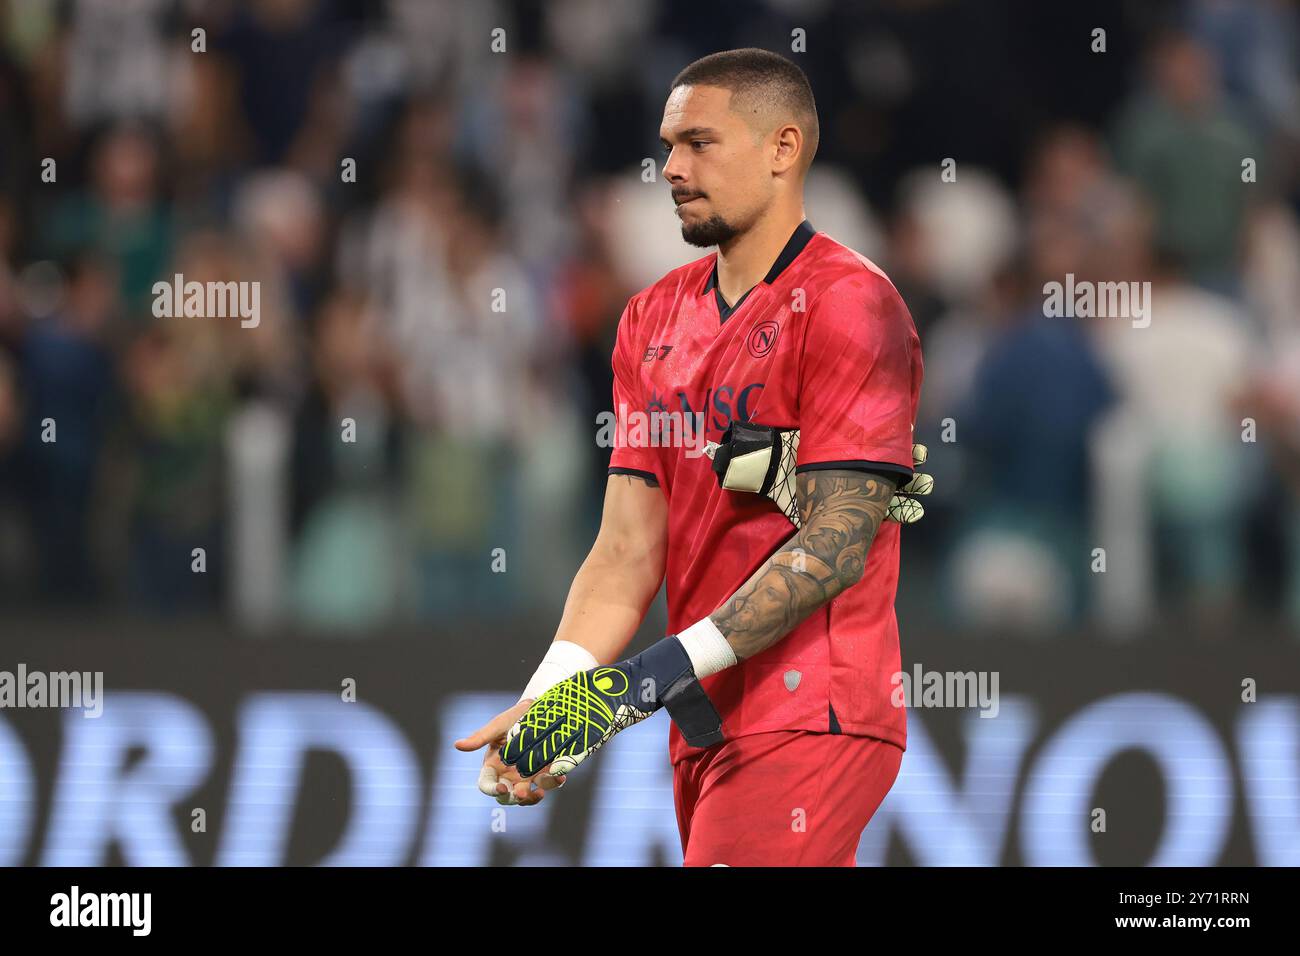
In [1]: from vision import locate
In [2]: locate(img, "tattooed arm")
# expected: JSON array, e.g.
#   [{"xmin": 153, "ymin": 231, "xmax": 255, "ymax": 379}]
[
  {"xmin": 491, "ymin": 469, "xmax": 901, "ymax": 783},
  {"xmin": 709, "ymin": 470, "xmax": 897, "ymax": 660}
]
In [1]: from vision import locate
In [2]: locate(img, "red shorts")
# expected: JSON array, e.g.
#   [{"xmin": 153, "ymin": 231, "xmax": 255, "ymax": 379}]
[{"xmin": 673, "ymin": 730, "xmax": 903, "ymax": 867}]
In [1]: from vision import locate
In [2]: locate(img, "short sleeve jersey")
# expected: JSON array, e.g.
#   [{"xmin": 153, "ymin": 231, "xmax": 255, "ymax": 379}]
[{"xmin": 608, "ymin": 221, "xmax": 924, "ymax": 764}]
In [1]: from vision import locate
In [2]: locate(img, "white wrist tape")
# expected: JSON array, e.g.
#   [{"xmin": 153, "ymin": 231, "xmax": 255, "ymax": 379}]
[
  {"xmin": 676, "ymin": 617, "xmax": 737, "ymax": 680},
  {"xmin": 520, "ymin": 640, "xmax": 600, "ymax": 702}
]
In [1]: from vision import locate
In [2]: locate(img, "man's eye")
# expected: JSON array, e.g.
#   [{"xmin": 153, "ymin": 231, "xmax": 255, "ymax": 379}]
[
  {"xmin": 691, "ymin": 140, "xmax": 709, "ymax": 150},
  {"xmin": 660, "ymin": 143, "xmax": 672, "ymax": 156}
]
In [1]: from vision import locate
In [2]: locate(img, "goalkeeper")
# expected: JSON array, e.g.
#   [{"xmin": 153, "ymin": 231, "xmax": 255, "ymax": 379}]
[{"xmin": 455, "ymin": 48, "xmax": 927, "ymax": 866}]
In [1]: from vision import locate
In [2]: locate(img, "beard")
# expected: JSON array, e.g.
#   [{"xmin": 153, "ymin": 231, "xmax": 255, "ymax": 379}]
[{"xmin": 680, "ymin": 212, "xmax": 741, "ymax": 248}]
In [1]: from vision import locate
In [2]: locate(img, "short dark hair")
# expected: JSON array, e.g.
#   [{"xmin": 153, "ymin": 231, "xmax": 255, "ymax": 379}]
[{"xmin": 671, "ymin": 48, "xmax": 819, "ymax": 164}]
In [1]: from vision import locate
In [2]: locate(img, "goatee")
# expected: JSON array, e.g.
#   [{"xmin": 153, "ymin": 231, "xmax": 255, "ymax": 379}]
[{"xmin": 681, "ymin": 214, "xmax": 740, "ymax": 248}]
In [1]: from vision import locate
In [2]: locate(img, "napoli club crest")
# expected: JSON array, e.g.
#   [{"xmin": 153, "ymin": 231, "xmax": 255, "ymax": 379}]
[{"xmin": 747, "ymin": 320, "xmax": 779, "ymax": 358}]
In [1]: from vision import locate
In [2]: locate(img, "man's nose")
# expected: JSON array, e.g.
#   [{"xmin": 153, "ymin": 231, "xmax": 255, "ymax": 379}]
[{"xmin": 663, "ymin": 148, "xmax": 687, "ymax": 183}]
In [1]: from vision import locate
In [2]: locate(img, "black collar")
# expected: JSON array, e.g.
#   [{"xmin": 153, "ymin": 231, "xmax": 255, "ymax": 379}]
[{"xmin": 701, "ymin": 219, "xmax": 818, "ymax": 297}]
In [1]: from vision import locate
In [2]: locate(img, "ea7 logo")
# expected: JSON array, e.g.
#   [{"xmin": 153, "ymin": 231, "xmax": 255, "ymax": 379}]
[{"xmin": 643, "ymin": 345, "xmax": 674, "ymax": 362}]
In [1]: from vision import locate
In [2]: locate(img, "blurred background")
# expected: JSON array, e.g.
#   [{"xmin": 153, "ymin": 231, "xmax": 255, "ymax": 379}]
[{"xmin": 1, "ymin": 0, "xmax": 1299, "ymax": 867}]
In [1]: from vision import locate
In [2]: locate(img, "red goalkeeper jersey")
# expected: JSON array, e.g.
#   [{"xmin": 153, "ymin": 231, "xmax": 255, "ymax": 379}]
[{"xmin": 607, "ymin": 220, "xmax": 923, "ymax": 765}]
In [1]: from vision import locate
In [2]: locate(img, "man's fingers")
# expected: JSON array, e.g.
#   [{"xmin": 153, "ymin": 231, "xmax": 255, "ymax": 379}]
[
  {"xmin": 536, "ymin": 772, "xmax": 566, "ymax": 791},
  {"xmin": 511, "ymin": 778, "xmax": 545, "ymax": 806},
  {"xmin": 454, "ymin": 699, "xmax": 534, "ymax": 751},
  {"xmin": 461, "ymin": 700, "xmax": 565, "ymax": 807},
  {"xmin": 478, "ymin": 764, "xmax": 518, "ymax": 805},
  {"xmin": 478, "ymin": 757, "xmax": 521, "ymax": 804},
  {"xmin": 476, "ymin": 762, "xmax": 499, "ymax": 797},
  {"xmin": 455, "ymin": 720, "xmax": 507, "ymax": 751},
  {"xmin": 480, "ymin": 741, "xmax": 563, "ymax": 806}
]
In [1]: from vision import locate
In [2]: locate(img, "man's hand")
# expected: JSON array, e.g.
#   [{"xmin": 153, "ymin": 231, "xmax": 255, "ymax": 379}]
[
  {"xmin": 500, "ymin": 657, "xmax": 669, "ymax": 779},
  {"xmin": 454, "ymin": 699, "xmax": 567, "ymax": 806}
]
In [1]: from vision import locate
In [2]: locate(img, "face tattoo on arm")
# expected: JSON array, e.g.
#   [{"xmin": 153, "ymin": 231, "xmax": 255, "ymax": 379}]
[{"xmin": 709, "ymin": 469, "xmax": 896, "ymax": 660}]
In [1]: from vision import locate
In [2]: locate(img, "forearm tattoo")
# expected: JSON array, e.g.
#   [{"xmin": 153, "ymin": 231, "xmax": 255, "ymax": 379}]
[{"xmin": 709, "ymin": 470, "xmax": 895, "ymax": 661}]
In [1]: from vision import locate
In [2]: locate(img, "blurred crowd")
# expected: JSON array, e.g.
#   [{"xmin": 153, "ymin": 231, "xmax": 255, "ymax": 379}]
[{"xmin": 0, "ymin": 0, "xmax": 1297, "ymax": 638}]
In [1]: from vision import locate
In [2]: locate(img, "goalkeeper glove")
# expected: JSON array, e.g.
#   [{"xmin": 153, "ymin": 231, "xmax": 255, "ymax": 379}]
[
  {"xmin": 499, "ymin": 633, "xmax": 723, "ymax": 778},
  {"xmin": 704, "ymin": 423, "xmax": 933, "ymax": 527}
]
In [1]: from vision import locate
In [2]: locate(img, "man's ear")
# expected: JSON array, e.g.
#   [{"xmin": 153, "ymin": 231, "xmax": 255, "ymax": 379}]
[{"xmin": 771, "ymin": 124, "xmax": 804, "ymax": 174}]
